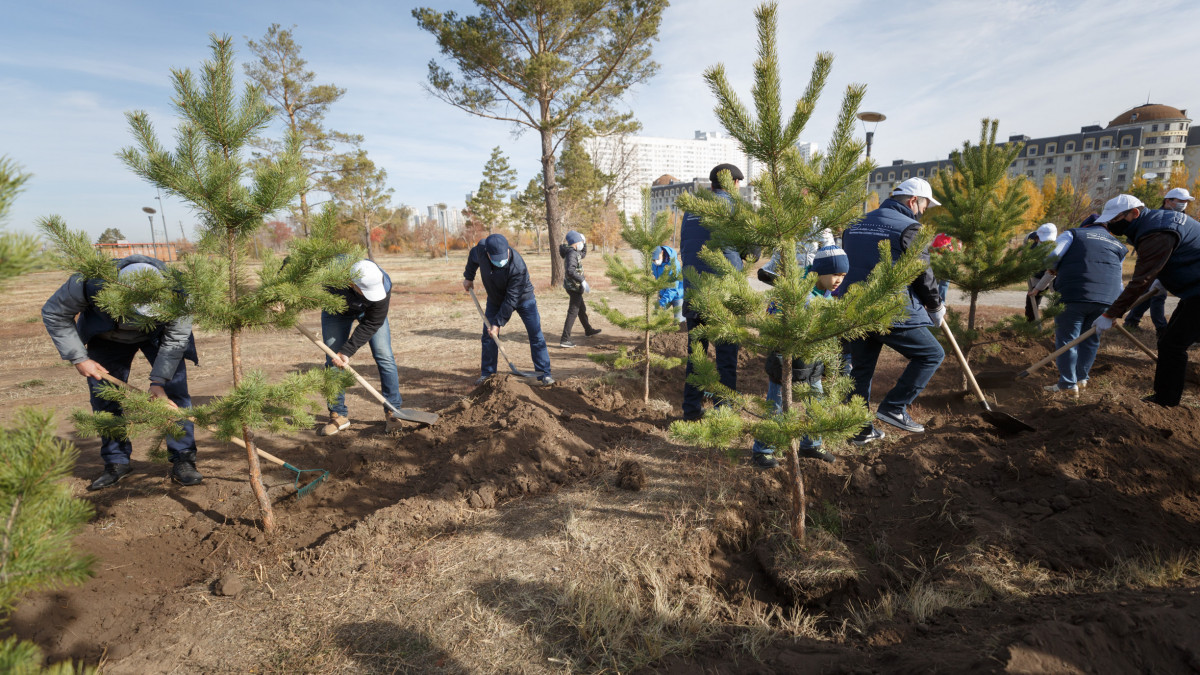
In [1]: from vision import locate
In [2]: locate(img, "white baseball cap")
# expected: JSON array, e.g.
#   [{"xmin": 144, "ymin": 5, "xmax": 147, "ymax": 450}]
[
  {"xmin": 351, "ymin": 260, "xmax": 387, "ymax": 302},
  {"xmin": 1035, "ymin": 223, "xmax": 1057, "ymax": 242},
  {"xmin": 118, "ymin": 262, "xmax": 163, "ymax": 317},
  {"xmin": 891, "ymin": 177, "xmax": 941, "ymax": 206},
  {"xmin": 1096, "ymin": 194, "xmax": 1145, "ymax": 223},
  {"xmin": 1165, "ymin": 187, "xmax": 1195, "ymax": 202}
]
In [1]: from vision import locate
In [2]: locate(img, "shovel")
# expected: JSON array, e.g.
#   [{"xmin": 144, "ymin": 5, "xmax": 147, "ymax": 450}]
[
  {"xmin": 296, "ymin": 324, "xmax": 439, "ymax": 425},
  {"xmin": 940, "ymin": 319, "xmax": 1035, "ymax": 433},
  {"xmin": 98, "ymin": 373, "xmax": 328, "ymax": 497},
  {"xmin": 467, "ymin": 288, "xmax": 547, "ymax": 380}
]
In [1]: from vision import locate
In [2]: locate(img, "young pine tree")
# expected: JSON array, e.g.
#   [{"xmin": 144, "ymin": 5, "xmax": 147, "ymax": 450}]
[
  {"xmin": 929, "ymin": 119, "xmax": 1046, "ymax": 338},
  {"xmin": 669, "ymin": 3, "xmax": 928, "ymax": 542},
  {"xmin": 42, "ymin": 35, "xmax": 359, "ymax": 533},
  {"xmin": 589, "ymin": 189, "xmax": 684, "ymax": 402}
]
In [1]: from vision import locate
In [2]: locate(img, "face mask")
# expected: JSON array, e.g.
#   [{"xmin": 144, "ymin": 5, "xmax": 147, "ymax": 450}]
[
  {"xmin": 1107, "ymin": 214, "xmax": 1132, "ymax": 237},
  {"xmin": 489, "ymin": 255, "xmax": 509, "ymax": 268},
  {"xmin": 1171, "ymin": 201, "xmax": 1188, "ymax": 212}
]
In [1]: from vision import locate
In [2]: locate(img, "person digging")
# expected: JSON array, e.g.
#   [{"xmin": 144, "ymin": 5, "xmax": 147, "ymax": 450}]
[
  {"xmin": 42, "ymin": 257, "xmax": 203, "ymax": 490},
  {"xmin": 319, "ymin": 259, "xmax": 406, "ymax": 436}
]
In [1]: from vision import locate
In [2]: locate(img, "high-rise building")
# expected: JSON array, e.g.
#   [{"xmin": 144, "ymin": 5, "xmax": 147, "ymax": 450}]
[{"xmin": 866, "ymin": 104, "xmax": 1194, "ymax": 204}]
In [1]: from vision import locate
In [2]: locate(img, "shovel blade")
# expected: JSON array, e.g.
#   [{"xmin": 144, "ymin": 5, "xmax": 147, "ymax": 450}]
[
  {"xmin": 392, "ymin": 407, "xmax": 439, "ymax": 425},
  {"xmin": 981, "ymin": 409, "xmax": 1035, "ymax": 434}
]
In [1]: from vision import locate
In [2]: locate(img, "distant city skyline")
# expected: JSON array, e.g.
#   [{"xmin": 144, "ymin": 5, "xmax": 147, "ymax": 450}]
[{"xmin": 3, "ymin": 1, "xmax": 1199, "ymax": 240}]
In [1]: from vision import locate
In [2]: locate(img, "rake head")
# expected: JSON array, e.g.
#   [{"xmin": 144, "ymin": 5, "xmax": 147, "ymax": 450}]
[{"xmin": 283, "ymin": 462, "xmax": 330, "ymax": 499}]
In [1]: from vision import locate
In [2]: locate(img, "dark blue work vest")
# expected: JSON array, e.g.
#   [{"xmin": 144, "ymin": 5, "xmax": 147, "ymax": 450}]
[
  {"xmin": 1053, "ymin": 226, "xmax": 1127, "ymax": 305},
  {"xmin": 1125, "ymin": 209, "xmax": 1200, "ymax": 299},
  {"xmin": 840, "ymin": 199, "xmax": 929, "ymax": 328}
]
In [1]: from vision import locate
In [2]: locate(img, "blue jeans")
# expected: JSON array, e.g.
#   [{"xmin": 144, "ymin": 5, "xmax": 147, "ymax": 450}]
[
  {"xmin": 752, "ymin": 379, "xmax": 823, "ymax": 455},
  {"xmin": 937, "ymin": 280, "xmax": 950, "ymax": 304},
  {"xmin": 322, "ymin": 311, "xmax": 402, "ymax": 415},
  {"xmin": 86, "ymin": 336, "xmax": 196, "ymax": 465},
  {"xmin": 482, "ymin": 298, "xmax": 551, "ymax": 378},
  {"xmin": 1124, "ymin": 293, "xmax": 1167, "ymax": 330},
  {"xmin": 847, "ymin": 326, "xmax": 945, "ymax": 416},
  {"xmin": 1054, "ymin": 302, "xmax": 1107, "ymax": 388},
  {"xmin": 682, "ymin": 315, "xmax": 739, "ymax": 418}
]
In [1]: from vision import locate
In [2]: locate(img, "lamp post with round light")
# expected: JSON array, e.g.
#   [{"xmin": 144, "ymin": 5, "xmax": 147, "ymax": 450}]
[
  {"xmin": 857, "ymin": 111, "xmax": 886, "ymax": 214},
  {"xmin": 142, "ymin": 206, "xmax": 158, "ymax": 245}
]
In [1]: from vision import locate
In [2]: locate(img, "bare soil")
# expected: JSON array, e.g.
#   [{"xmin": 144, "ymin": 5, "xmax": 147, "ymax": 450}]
[{"xmin": 3, "ymin": 254, "xmax": 1200, "ymax": 674}]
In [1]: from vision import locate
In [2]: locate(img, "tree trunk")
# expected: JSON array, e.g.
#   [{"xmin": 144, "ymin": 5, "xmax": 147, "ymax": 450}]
[
  {"xmin": 364, "ymin": 215, "xmax": 375, "ymax": 261},
  {"xmin": 227, "ymin": 239, "xmax": 276, "ymax": 533},
  {"xmin": 643, "ymin": 299, "xmax": 651, "ymax": 404},
  {"xmin": 298, "ymin": 190, "xmax": 311, "ymax": 237},
  {"xmin": 540, "ymin": 128, "xmax": 564, "ymax": 287},
  {"xmin": 781, "ymin": 354, "xmax": 806, "ymax": 542}
]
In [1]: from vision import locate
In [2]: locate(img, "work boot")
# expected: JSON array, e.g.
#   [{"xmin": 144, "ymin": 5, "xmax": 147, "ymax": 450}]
[
  {"xmin": 751, "ymin": 453, "xmax": 779, "ymax": 469},
  {"xmin": 384, "ymin": 411, "xmax": 404, "ymax": 435},
  {"xmin": 320, "ymin": 412, "xmax": 351, "ymax": 436},
  {"xmin": 171, "ymin": 453, "xmax": 203, "ymax": 486},
  {"xmin": 584, "ymin": 328, "xmax": 603, "ymax": 337},
  {"xmin": 87, "ymin": 463, "xmax": 133, "ymax": 491}
]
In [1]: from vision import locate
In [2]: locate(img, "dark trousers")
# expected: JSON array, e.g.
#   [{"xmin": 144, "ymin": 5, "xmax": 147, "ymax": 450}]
[
  {"xmin": 1125, "ymin": 293, "xmax": 1168, "ymax": 330},
  {"xmin": 847, "ymin": 326, "xmax": 944, "ymax": 415},
  {"xmin": 482, "ymin": 298, "xmax": 552, "ymax": 377},
  {"xmin": 86, "ymin": 337, "xmax": 195, "ymax": 465},
  {"xmin": 1026, "ymin": 272, "xmax": 1048, "ymax": 321},
  {"xmin": 561, "ymin": 289, "xmax": 593, "ymax": 339},
  {"xmin": 682, "ymin": 316, "xmax": 738, "ymax": 417},
  {"xmin": 1153, "ymin": 295, "xmax": 1200, "ymax": 405}
]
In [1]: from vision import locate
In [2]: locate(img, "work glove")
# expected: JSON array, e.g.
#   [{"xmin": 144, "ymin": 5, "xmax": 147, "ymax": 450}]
[
  {"xmin": 582, "ymin": 280, "xmax": 591, "ymax": 293},
  {"xmin": 929, "ymin": 304, "xmax": 947, "ymax": 326},
  {"xmin": 1093, "ymin": 315, "xmax": 1113, "ymax": 335},
  {"xmin": 1150, "ymin": 279, "xmax": 1166, "ymax": 295}
]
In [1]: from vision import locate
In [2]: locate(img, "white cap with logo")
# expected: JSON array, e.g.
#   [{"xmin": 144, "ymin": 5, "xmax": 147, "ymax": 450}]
[
  {"xmin": 351, "ymin": 260, "xmax": 387, "ymax": 302},
  {"xmin": 891, "ymin": 177, "xmax": 941, "ymax": 206},
  {"xmin": 1165, "ymin": 187, "xmax": 1195, "ymax": 202},
  {"xmin": 1096, "ymin": 194, "xmax": 1146, "ymax": 223}
]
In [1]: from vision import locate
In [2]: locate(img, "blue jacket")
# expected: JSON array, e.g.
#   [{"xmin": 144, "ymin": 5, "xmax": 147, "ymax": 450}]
[
  {"xmin": 464, "ymin": 243, "xmax": 535, "ymax": 326},
  {"xmin": 1125, "ymin": 209, "xmax": 1200, "ymax": 298},
  {"xmin": 1052, "ymin": 226, "xmax": 1126, "ymax": 305},
  {"xmin": 679, "ymin": 190, "xmax": 744, "ymax": 318},
  {"xmin": 652, "ymin": 245, "xmax": 683, "ymax": 307},
  {"xmin": 839, "ymin": 199, "xmax": 941, "ymax": 328}
]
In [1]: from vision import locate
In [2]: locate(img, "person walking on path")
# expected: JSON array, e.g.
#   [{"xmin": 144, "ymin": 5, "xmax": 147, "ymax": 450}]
[
  {"xmin": 679, "ymin": 163, "xmax": 754, "ymax": 421},
  {"xmin": 319, "ymin": 259, "xmax": 405, "ymax": 436},
  {"xmin": 1030, "ymin": 216, "xmax": 1126, "ymax": 395},
  {"xmin": 558, "ymin": 229, "xmax": 601, "ymax": 348},
  {"xmin": 1024, "ymin": 223, "xmax": 1058, "ymax": 321},
  {"xmin": 839, "ymin": 178, "xmax": 946, "ymax": 444},
  {"xmin": 1123, "ymin": 188, "xmax": 1194, "ymax": 337},
  {"xmin": 652, "ymin": 244, "xmax": 684, "ymax": 322},
  {"xmin": 1089, "ymin": 194, "xmax": 1200, "ymax": 407},
  {"xmin": 464, "ymin": 234, "xmax": 553, "ymax": 385},
  {"xmin": 42, "ymin": 256, "xmax": 203, "ymax": 490}
]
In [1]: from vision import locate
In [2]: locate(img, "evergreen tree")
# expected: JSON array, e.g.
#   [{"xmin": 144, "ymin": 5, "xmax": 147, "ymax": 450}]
[
  {"xmin": 244, "ymin": 24, "xmax": 363, "ymax": 234},
  {"xmin": 42, "ymin": 35, "xmax": 359, "ymax": 533},
  {"xmin": 1128, "ymin": 174, "xmax": 1165, "ymax": 205},
  {"xmin": 96, "ymin": 227, "xmax": 126, "ymax": 245},
  {"xmin": 326, "ymin": 149, "xmax": 393, "ymax": 260},
  {"xmin": 929, "ymin": 119, "xmax": 1046, "ymax": 335},
  {"xmin": 413, "ymin": 0, "xmax": 667, "ymax": 287},
  {"xmin": 0, "ymin": 158, "xmax": 40, "ymax": 288},
  {"xmin": 590, "ymin": 189, "xmax": 683, "ymax": 402},
  {"xmin": 511, "ymin": 176, "xmax": 546, "ymax": 253},
  {"xmin": 557, "ymin": 135, "xmax": 611, "ymax": 240},
  {"xmin": 466, "ymin": 147, "xmax": 517, "ymax": 231},
  {"xmin": 669, "ymin": 3, "xmax": 929, "ymax": 542}
]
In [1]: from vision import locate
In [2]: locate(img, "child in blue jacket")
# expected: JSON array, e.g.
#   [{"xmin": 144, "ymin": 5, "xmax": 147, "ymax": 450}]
[
  {"xmin": 652, "ymin": 245, "xmax": 684, "ymax": 322},
  {"xmin": 750, "ymin": 244, "xmax": 848, "ymax": 469}
]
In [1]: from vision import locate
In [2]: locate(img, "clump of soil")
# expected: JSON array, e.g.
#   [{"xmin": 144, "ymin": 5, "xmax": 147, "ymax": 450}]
[{"xmin": 616, "ymin": 460, "xmax": 646, "ymax": 491}]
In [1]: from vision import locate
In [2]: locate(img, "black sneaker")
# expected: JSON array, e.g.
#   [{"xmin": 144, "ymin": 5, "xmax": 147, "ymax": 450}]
[
  {"xmin": 1142, "ymin": 394, "xmax": 1172, "ymax": 407},
  {"xmin": 875, "ymin": 409, "xmax": 925, "ymax": 433},
  {"xmin": 559, "ymin": 339, "xmax": 576, "ymax": 348},
  {"xmin": 87, "ymin": 463, "xmax": 133, "ymax": 491},
  {"xmin": 751, "ymin": 453, "xmax": 779, "ymax": 469},
  {"xmin": 537, "ymin": 375, "xmax": 555, "ymax": 386},
  {"xmin": 171, "ymin": 454, "xmax": 203, "ymax": 486},
  {"xmin": 584, "ymin": 328, "xmax": 603, "ymax": 337},
  {"xmin": 850, "ymin": 425, "xmax": 885, "ymax": 446},
  {"xmin": 681, "ymin": 411, "xmax": 704, "ymax": 422},
  {"xmin": 800, "ymin": 445, "xmax": 837, "ymax": 463}
]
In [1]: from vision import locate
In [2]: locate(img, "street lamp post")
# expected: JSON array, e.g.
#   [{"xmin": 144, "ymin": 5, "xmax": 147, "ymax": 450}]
[
  {"xmin": 142, "ymin": 206, "xmax": 158, "ymax": 246},
  {"xmin": 155, "ymin": 189, "xmax": 172, "ymax": 242},
  {"xmin": 857, "ymin": 111, "xmax": 886, "ymax": 214}
]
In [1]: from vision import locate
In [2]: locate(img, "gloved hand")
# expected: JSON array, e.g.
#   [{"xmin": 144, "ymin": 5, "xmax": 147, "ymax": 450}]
[
  {"xmin": 1150, "ymin": 279, "xmax": 1166, "ymax": 295},
  {"xmin": 582, "ymin": 280, "xmax": 591, "ymax": 293},
  {"xmin": 929, "ymin": 304, "xmax": 947, "ymax": 326},
  {"xmin": 1093, "ymin": 314, "xmax": 1113, "ymax": 335}
]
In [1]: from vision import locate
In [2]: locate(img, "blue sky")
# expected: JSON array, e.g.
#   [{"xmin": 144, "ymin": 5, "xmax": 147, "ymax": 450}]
[{"xmin": 3, "ymin": 0, "xmax": 1198, "ymax": 240}]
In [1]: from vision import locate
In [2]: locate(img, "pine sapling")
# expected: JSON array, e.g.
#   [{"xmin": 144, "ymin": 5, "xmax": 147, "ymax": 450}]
[{"xmin": 589, "ymin": 189, "xmax": 684, "ymax": 402}]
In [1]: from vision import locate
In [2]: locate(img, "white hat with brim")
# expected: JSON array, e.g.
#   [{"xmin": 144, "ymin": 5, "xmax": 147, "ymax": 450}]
[
  {"xmin": 891, "ymin": 177, "xmax": 941, "ymax": 207},
  {"xmin": 1165, "ymin": 187, "xmax": 1195, "ymax": 202},
  {"xmin": 118, "ymin": 263, "xmax": 163, "ymax": 317},
  {"xmin": 351, "ymin": 260, "xmax": 387, "ymax": 302},
  {"xmin": 1096, "ymin": 194, "xmax": 1145, "ymax": 223},
  {"xmin": 1035, "ymin": 223, "xmax": 1057, "ymax": 242}
]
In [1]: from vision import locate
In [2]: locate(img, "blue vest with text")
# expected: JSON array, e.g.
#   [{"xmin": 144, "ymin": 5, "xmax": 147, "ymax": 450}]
[
  {"xmin": 1125, "ymin": 209, "xmax": 1200, "ymax": 298},
  {"xmin": 1053, "ymin": 226, "xmax": 1127, "ymax": 305},
  {"xmin": 840, "ymin": 199, "xmax": 929, "ymax": 328}
]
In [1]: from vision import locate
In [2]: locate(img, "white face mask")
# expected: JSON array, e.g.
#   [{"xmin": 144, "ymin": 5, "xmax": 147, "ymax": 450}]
[
  {"xmin": 1170, "ymin": 200, "xmax": 1188, "ymax": 212},
  {"xmin": 490, "ymin": 255, "xmax": 509, "ymax": 268}
]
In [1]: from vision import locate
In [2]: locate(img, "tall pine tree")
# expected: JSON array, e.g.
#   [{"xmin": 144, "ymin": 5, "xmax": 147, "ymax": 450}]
[
  {"xmin": 466, "ymin": 147, "xmax": 517, "ymax": 231},
  {"xmin": 590, "ymin": 189, "xmax": 683, "ymax": 403},
  {"xmin": 42, "ymin": 35, "xmax": 359, "ymax": 533},
  {"xmin": 669, "ymin": 3, "xmax": 928, "ymax": 542}
]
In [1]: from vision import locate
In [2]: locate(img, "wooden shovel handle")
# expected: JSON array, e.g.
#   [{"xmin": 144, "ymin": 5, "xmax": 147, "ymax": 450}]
[
  {"xmin": 939, "ymin": 318, "xmax": 992, "ymax": 411},
  {"xmin": 295, "ymin": 323, "xmax": 399, "ymax": 414},
  {"xmin": 1019, "ymin": 289, "xmax": 1160, "ymax": 377},
  {"xmin": 1114, "ymin": 324, "xmax": 1159, "ymax": 362}
]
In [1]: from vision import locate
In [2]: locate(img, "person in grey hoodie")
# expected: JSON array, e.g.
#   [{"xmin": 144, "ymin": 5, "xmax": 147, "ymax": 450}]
[
  {"xmin": 558, "ymin": 229, "xmax": 601, "ymax": 348},
  {"xmin": 42, "ymin": 255, "xmax": 202, "ymax": 491}
]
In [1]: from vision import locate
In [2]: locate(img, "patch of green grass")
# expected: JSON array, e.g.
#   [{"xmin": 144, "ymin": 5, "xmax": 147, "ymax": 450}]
[
  {"xmin": 809, "ymin": 500, "xmax": 843, "ymax": 537},
  {"xmin": 17, "ymin": 379, "xmax": 45, "ymax": 389},
  {"xmin": 24, "ymin": 316, "xmax": 40, "ymax": 324}
]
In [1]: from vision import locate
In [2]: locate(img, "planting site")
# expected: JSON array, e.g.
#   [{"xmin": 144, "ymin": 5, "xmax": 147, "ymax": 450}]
[{"xmin": 2, "ymin": 255, "xmax": 1198, "ymax": 674}]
